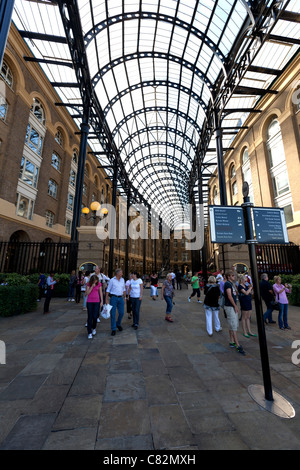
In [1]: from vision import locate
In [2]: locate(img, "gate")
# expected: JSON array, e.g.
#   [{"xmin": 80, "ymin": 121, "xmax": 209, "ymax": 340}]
[
  {"xmin": 0, "ymin": 241, "xmax": 78, "ymax": 275},
  {"xmin": 256, "ymin": 243, "xmax": 300, "ymax": 277}
]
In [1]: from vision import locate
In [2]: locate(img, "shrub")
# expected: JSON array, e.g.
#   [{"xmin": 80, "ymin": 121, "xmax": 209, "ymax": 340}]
[{"xmin": 0, "ymin": 285, "xmax": 38, "ymax": 317}]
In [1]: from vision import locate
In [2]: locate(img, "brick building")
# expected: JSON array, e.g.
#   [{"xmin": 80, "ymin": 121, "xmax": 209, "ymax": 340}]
[{"xmin": 207, "ymin": 53, "xmax": 300, "ymax": 271}]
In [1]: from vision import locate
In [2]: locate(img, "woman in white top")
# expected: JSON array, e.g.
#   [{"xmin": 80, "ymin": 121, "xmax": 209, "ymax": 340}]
[{"xmin": 128, "ymin": 271, "xmax": 143, "ymax": 329}]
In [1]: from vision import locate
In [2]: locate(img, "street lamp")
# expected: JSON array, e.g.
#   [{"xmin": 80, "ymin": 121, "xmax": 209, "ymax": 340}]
[{"xmin": 82, "ymin": 201, "xmax": 101, "ymax": 225}]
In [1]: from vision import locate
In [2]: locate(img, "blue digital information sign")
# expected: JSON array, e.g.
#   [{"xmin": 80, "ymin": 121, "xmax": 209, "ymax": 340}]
[
  {"xmin": 209, "ymin": 206, "xmax": 246, "ymax": 244},
  {"xmin": 253, "ymin": 207, "xmax": 289, "ymax": 244}
]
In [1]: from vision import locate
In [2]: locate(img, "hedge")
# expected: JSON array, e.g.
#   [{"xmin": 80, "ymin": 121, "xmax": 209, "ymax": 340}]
[{"xmin": 0, "ymin": 285, "xmax": 39, "ymax": 317}]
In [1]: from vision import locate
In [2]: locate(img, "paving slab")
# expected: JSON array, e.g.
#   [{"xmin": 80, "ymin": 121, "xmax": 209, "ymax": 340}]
[{"xmin": 0, "ymin": 290, "xmax": 299, "ymax": 450}]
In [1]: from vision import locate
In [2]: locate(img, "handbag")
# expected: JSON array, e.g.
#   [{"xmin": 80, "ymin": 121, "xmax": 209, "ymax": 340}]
[{"xmin": 271, "ymin": 291, "xmax": 280, "ymax": 311}]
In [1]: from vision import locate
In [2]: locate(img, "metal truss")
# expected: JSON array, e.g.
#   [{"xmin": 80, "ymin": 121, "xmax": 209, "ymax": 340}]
[{"xmin": 10, "ymin": 0, "xmax": 300, "ymax": 234}]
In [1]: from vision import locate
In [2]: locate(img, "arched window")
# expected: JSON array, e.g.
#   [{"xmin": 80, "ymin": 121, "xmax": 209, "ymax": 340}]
[
  {"xmin": 266, "ymin": 118, "xmax": 293, "ymax": 223},
  {"xmin": 0, "ymin": 97, "xmax": 8, "ymax": 121},
  {"xmin": 51, "ymin": 152, "xmax": 61, "ymax": 171},
  {"xmin": 0, "ymin": 61, "xmax": 13, "ymax": 87},
  {"xmin": 242, "ymin": 147, "xmax": 254, "ymax": 203},
  {"xmin": 72, "ymin": 148, "xmax": 78, "ymax": 164},
  {"xmin": 213, "ymin": 186, "xmax": 219, "ymax": 205},
  {"xmin": 31, "ymin": 99, "xmax": 45, "ymax": 125},
  {"xmin": 55, "ymin": 128, "xmax": 64, "ymax": 147}
]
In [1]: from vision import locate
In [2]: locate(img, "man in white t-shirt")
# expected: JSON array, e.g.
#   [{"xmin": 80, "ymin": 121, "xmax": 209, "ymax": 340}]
[
  {"xmin": 128, "ymin": 272, "xmax": 143, "ymax": 330},
  {"xmin": 106, "ymin": 268, "xmax": 126, "ymax": 336}
]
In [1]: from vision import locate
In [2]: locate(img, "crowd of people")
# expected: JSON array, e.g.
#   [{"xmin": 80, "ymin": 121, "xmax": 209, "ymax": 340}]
[{"xmin": 38, "ymin": 265, "xmax": 293, "ymax": 350}]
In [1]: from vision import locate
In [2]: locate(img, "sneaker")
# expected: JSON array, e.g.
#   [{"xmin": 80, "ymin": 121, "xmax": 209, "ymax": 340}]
[
  {"xmin": 229, "ymin": 342, "xmax": 236, "ymax": 348},
  {"xmin": 197, "ymin": 300, "xmax": 202, "ymax": 303},
  {"xmin": 236, "ymin": 345, "xmax": 246, "ymax": 355},
  {"xmin": 88, "ymin": 334, "xmax": 93, "ymax": 339},
  {"xmin": 92, "ymin": 329, "xmax": 96, "ymax": 336},
  {"xmin": 71, "ymin": 299, "xmax": 75, "ymax": 302},
  {"xmin": 188, "ymin": 297, "xmax": 191, "ymax": 302},
  {"xmin": 97, "ymin": 318, "xmax": 100, "ymax": 323}
]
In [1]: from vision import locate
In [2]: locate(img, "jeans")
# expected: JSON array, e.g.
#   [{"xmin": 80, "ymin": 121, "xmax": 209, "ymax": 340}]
[
  {"xmin": 164, "ymin": 295, "xmax": 173, "ymax": 314},
  {"xmin": 263, "ymin": 301, "xmax": 274, "ymax": 322},
  {"xmin": 44, "ymin": 290, "xmax": 53, "ymax": 313},
  {"xmin": 278, "ymin": 303, "xmax": 289, "ymax": 329},
  {"xmin": 83, "ymin": 292, "xmax": 87, "ymax": 308},
  {"xmin": 68, "ymin": 285, "xmax": 74, "ymax": 299},
  {"xmin": 110, "ymin": 296, "xmax": 124, "ymax": 331},
  {"xmin": 87, "ymin": 302, "xmax": 100, "ymax": 334},
  {"xmin": 131, "ymin": 297, "xmax": 141, "ymax": 326}
]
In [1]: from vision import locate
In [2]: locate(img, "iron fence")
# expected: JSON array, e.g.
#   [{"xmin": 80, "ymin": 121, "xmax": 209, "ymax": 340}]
[
  {"xmin": 256, "ymin": 243, "xmax": 300, "ymax": 277},
  {"xmin": 0, "ymin": 241, "xmax": 78, "ymax": 275}
]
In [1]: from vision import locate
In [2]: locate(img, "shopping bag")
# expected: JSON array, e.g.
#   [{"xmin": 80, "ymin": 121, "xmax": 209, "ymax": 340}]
[{"xmin": 101, "ymin": 304, "xmax": 112, "ymax": 319}]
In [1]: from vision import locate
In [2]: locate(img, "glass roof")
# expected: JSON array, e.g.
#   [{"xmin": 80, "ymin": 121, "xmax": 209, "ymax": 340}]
[{"xmin": 12, "ymin": 0, "xmax": 300, "ymax": 228}]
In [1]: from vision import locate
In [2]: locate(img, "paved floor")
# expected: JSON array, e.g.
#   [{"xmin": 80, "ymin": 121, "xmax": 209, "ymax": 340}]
[{"xmin": 0, "ymin": 287, "xmax": 299, "ymax": 450}]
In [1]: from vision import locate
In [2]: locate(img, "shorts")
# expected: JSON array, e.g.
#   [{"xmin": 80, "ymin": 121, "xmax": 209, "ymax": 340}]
[{"xmin": 224, "ymin": 306, "xmax": 239, "ymax": 331}]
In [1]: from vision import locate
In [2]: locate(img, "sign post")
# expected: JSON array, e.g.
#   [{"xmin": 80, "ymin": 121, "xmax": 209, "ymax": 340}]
[
  {"xmin": 241, "ymin": 187, "xmax": 273, "ymax": 402},
  {"xmin": 209, "ymin": 184, "xmax": 295, "ymax": 417}
]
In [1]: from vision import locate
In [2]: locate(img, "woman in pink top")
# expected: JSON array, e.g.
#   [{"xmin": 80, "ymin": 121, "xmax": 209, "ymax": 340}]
[
  {"xmin": 273, "ymin": 276, "xmax": 292, "ymax": 330},
  {"xmin": 86, "ymin": 274, "xmax": 103, "ymax": 339}
]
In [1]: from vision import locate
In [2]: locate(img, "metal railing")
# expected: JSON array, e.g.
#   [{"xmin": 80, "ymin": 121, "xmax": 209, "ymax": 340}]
[{"xmin": 0, "ymin": 241, "xmax": 78, "ymax": 275}]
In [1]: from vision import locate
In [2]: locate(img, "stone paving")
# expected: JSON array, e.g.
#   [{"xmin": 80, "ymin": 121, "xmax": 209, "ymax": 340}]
[{"xmin": 0, "ymin": 287, "xmax": 300, "ymax": 450}]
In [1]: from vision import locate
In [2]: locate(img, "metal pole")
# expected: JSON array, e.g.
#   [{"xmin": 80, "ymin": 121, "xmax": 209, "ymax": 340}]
[
  {"xmin": 125, "ymin": 189, "xmax": 130, "ymax": 280},
  {"xmin": 242, "ymin": 194, "xmax": 273, "ymax": 402},
  {"xmin": 71, "ymin": 120, "xmax": 90, "ymax": 242},
  {"xmin": 214, "ymin": 108, "xmax": 227, "ymax": 206},
  {"xmin": 0, "ymin": 0, "xmax": 15, "ymax": 68},
  {"xmin": 108, "ymin": 160, "xmax": 118, "ymax": 278}
]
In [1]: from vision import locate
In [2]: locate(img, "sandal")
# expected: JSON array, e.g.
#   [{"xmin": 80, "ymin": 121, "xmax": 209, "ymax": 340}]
[
  {"xmin": 165, "ymin": 317, "xmax": 174, "ymax": 322},
  {"xmin": 243, "ymin": 333, "xmax": 250, "ymax": 338}
]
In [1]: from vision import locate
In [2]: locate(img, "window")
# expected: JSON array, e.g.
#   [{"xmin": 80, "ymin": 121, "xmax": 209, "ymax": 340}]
[
  {"xmin": 69, "ymin": 169, "xmax": 76, "ymax": 187},
  {"xmin": 65, "ymin": 219, "xmax": 72, "ymax": 234},
  {"xmin": 19, "ymin": 157, "xmax": 39, "ymax": 188},
  {"xmin": 67, "ymin": 193, "xmax": 74, "ymax": 211},
  {"xmin": 267, "ymin": 119, "xmax": 285, "ymax": 168},
  {"xmin": 230, "ymin": 165, "xmax": 236, "ymax": 179},
  {"xmin": 213, "ymin": 186, "xmax": 219, "ymax": 205},
  {"xmin": 83, "ymin": 183, "xmax": 87, "ymax": 196},
  {"xmin": 0, "ymin": 61, "xmax": 13, "ymax": 87},
  {"xmin": 283, "ymin": 205, "xmax": 294, "ymax": 224},
  {"xmin": 25, "ymin": 123, "xmax": 44, "ymax": 156},
  {"xmin": 16, "ymin": 193, "xmax": 34, "ymax": 220},
  {"xmin": 232, "ymin": 181, "xmax": 238, "ymax": 196},
  {"xmin": 45, "ymin": 210, "xmax": 54, "ymax": 228},
  {"xmin": 91, "ymin": 193, "xmax": 96, "ymax": 202},
  {"xmin": 48, "ymin": 179, "xmax": 58, "ymax": 198},
  {"xmin": 31, "ymin": 99, "xmax": 45, "ymax": 125},
  {"xmin": 0, "ymin": 96, "xmax": 8, "ymax": 121},
  {"xmin": 55, "ymin": 129, "xmax": 64, "ymax": 147},
  {"xmin": 242, "ymin": 147, "xmax": 254, "ymax": 203},
  {"xmin": 266, "ymin": 118, "xmax": 292, "ymax": 212},
  {"xmin": 72, "ymin": 149, "xmax": 78, "ymax": 163},
  {"xmin": 51, "ymin": 152, "xmax": 61, "ymax": 171},
  {"xmin": 272, "ymin": 171, "xmax": 290, "ymax": 198},
  {"xmin": 84, "ymin": 165, "xmax": 90, "ymax": 178}
]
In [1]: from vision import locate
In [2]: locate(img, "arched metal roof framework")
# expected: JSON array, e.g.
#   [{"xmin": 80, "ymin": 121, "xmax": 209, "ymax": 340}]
[{"xmin": 12, "ymin": 0, "xmax": 300, "ymax": 229}]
